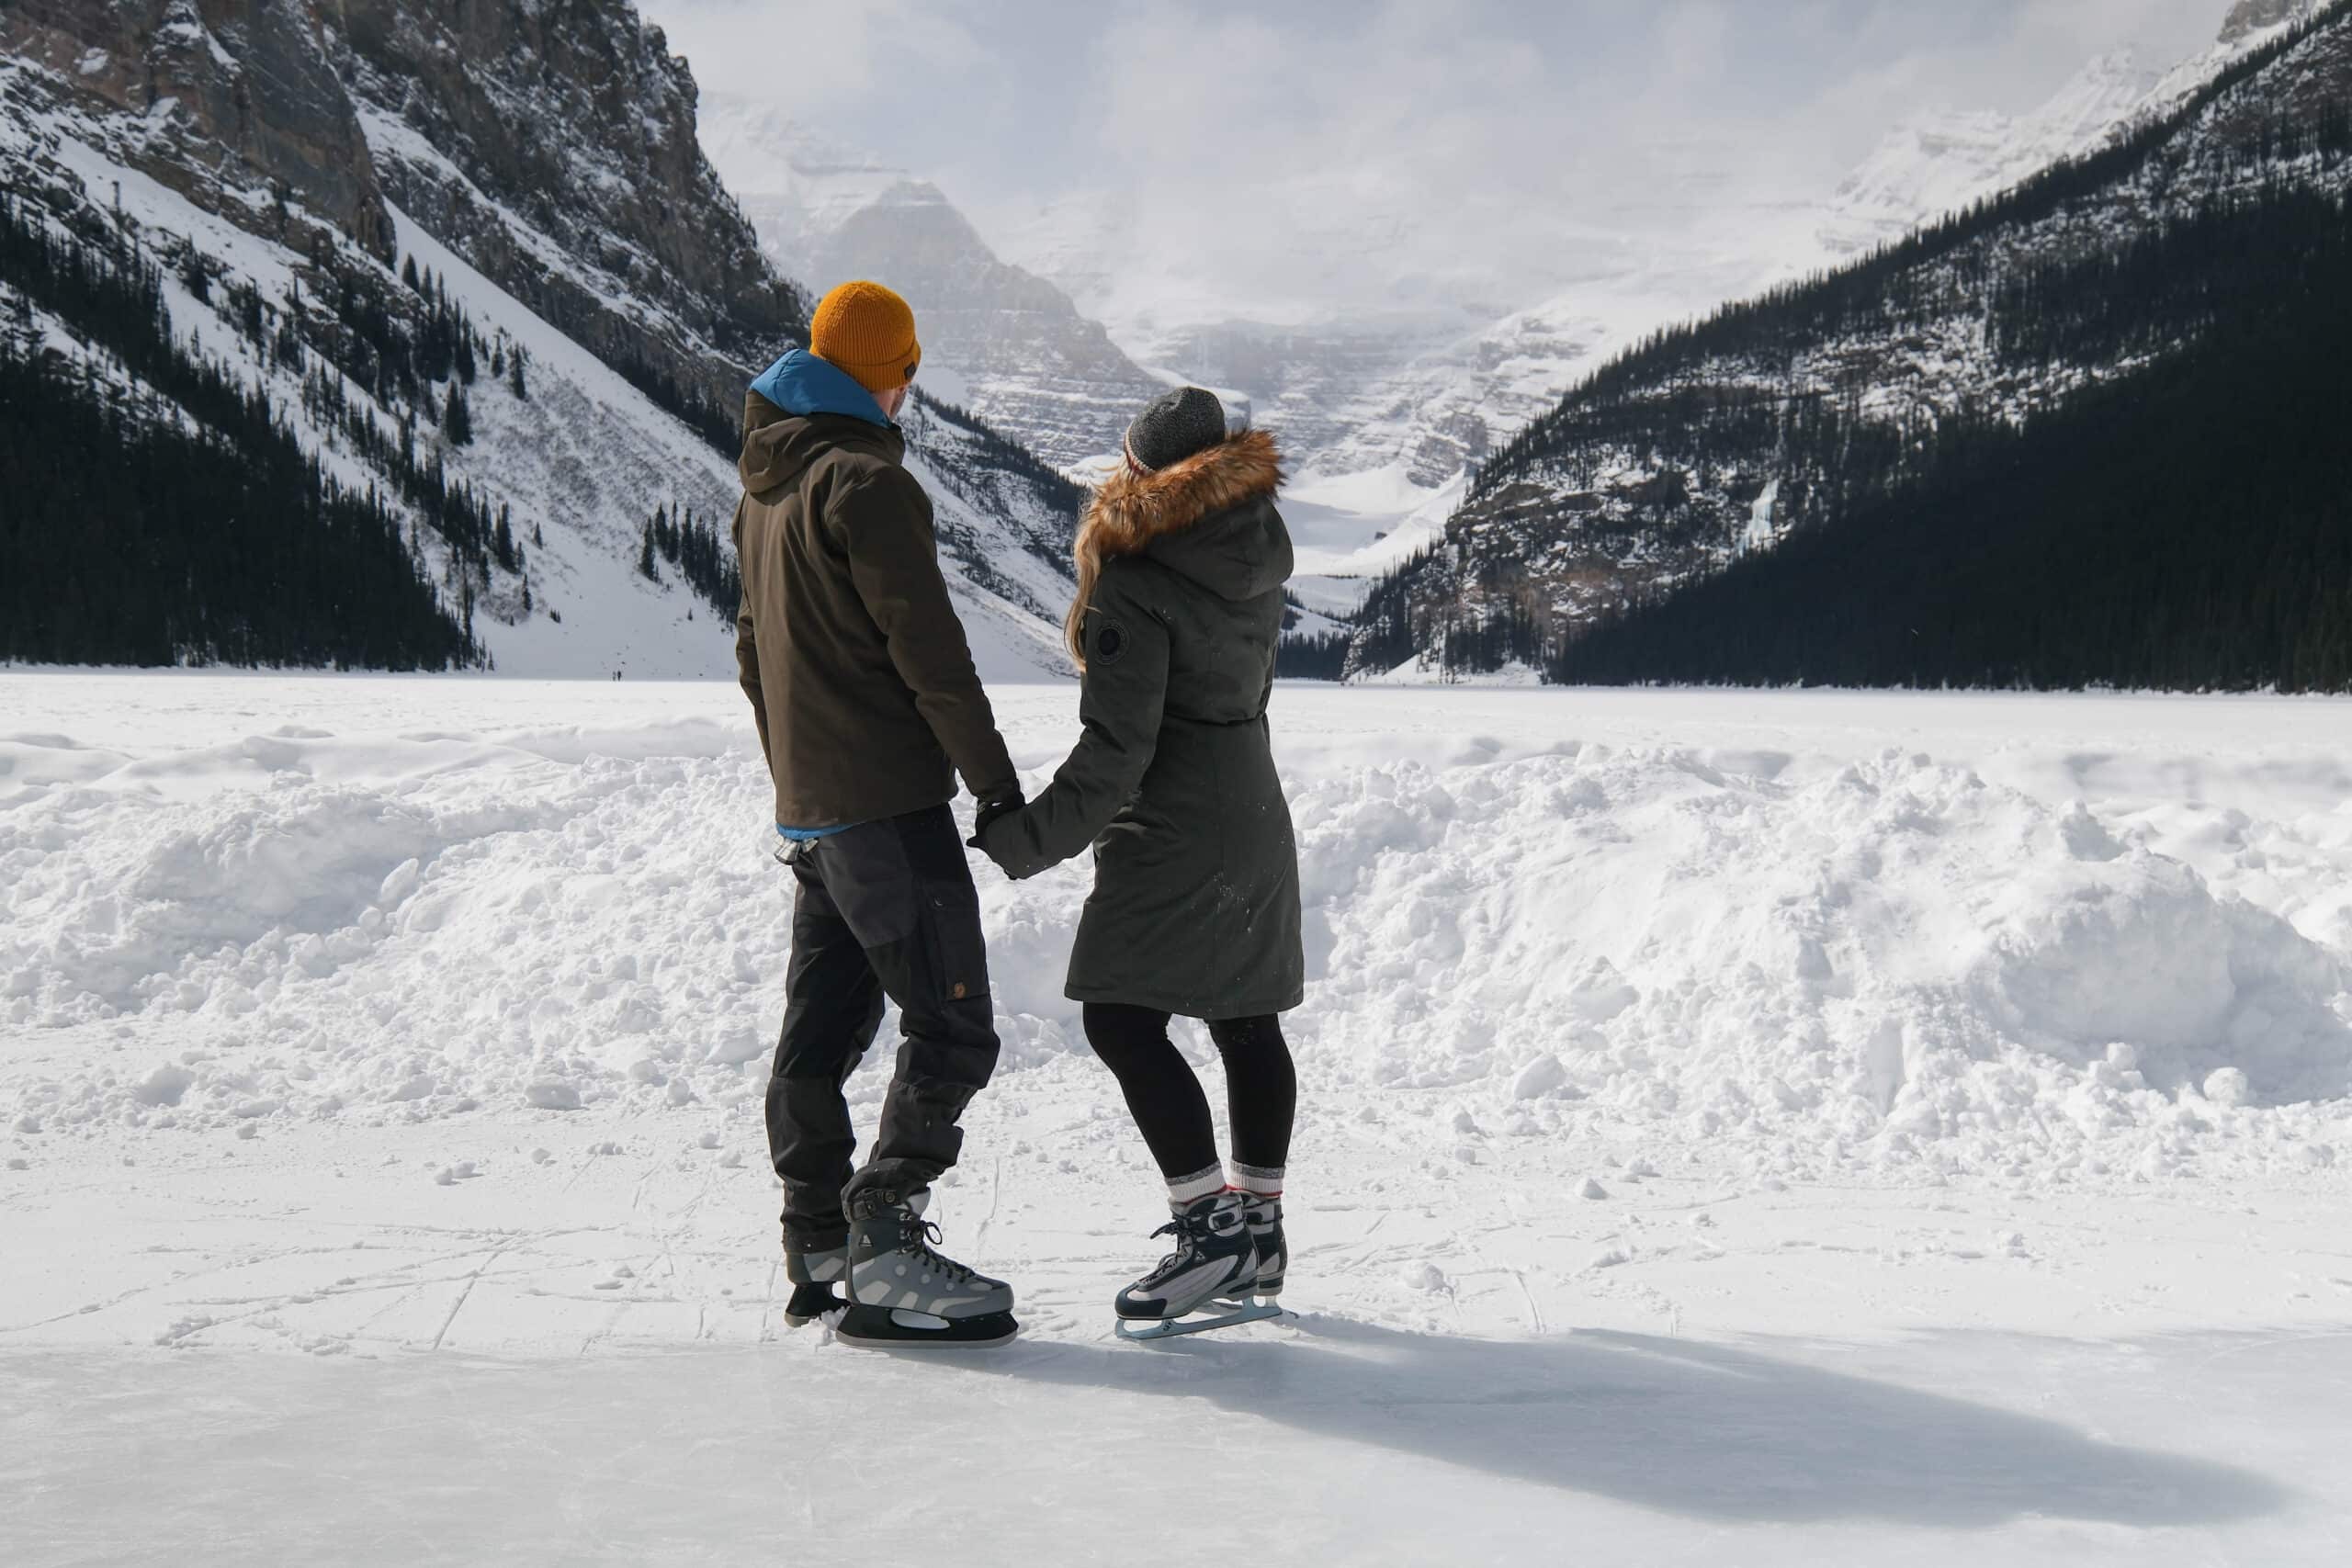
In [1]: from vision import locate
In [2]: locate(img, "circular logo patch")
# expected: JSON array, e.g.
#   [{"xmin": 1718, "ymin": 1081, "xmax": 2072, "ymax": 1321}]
[{"xmin": 1094, "ymin": 621, "xmax": 1127, "ymax": 663}]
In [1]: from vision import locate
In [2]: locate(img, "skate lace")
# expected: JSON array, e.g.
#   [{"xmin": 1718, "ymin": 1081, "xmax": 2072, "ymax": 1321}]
[
  {"xmin": 910, "ymin": 1218, "xmax": 977, "ymax": 1285},
  {"xmin": 1145, "ymin": 1211, "xmax": 1212, "ymax": 1279}
]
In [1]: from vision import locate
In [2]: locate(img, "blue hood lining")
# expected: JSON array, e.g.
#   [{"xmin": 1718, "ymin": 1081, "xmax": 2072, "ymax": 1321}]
[{"xmin": 749, "ymin": 348, "xmax": 890, "ymax": 426}]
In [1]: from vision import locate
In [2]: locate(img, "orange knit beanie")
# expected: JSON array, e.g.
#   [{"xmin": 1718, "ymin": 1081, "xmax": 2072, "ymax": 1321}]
[{"xmin": 809, "ymin": 280, "xmax": 922, "ymax": 392}]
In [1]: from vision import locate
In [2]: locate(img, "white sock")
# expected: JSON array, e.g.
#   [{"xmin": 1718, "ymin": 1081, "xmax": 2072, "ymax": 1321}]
[
  {"xmin": 1165, "ymin": 1163, "xmax": 1227, "ymax": 1207},
  {"xmin": 1230, "ymin": 1161, "xmax": 1283, "ymax": 1200}
]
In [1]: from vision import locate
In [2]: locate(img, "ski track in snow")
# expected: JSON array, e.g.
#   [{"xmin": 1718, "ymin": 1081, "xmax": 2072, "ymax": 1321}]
[{"xmin": 3, "ymin": 675, "xmax": 2350, "ymax": 1562}]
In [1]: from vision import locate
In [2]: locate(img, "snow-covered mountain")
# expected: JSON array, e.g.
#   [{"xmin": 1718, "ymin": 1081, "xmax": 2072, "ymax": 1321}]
[
  {"xmin": 696, "ymin": 98, "xmax": 1165, "ymax": 470},
  {"xmin": 0, "ymin": 0, "xmax": 1076, "ymax": 680},
  {"xmin": 1346, "ymin": 1, "xmax": 2352, "ymax": 680},
  {"xmin": 1815, "ymin": 52, "xmax": 2165, "ymax": 260},
  {"xmin": 1305, "ymin": 4, "xmax": 2319, "ymax": 504}
]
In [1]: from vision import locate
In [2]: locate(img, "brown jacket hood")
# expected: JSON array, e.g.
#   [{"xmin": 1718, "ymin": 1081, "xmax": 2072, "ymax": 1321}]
[
  {"xmin": 738, "ymin": 388, "xmax": 904, "ymax": 495},
  {"xmin": 1078, "ymin": 428, "xmax": 1292, "ymax": 603}
]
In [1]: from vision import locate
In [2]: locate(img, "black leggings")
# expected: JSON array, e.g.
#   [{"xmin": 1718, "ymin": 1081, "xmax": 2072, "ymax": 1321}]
[{"xmin": 1081, "ymin": 1003, "xmax": 1295, "ymax": 1187}]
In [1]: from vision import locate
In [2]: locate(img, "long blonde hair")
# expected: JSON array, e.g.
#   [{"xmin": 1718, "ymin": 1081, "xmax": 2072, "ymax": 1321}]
[{"xmin": 1064, "ymin": 527, "xmax": 1107, "ymax": 667}]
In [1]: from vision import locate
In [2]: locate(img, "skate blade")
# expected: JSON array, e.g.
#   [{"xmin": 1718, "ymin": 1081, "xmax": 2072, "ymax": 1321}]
[
  {"xmin": 1115, "ymin": 1300, "xmax": 1286, "ymax": 1341},
  {"xmin": 832, "ymin": 1305, "xmax": 1020, "ymax": 1349}
]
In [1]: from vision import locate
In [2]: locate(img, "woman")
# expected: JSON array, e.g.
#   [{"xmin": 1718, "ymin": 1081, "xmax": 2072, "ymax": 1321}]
[{"xmin": 978, "ymin": 386, "xmax": 1305, "ymax": 1327}]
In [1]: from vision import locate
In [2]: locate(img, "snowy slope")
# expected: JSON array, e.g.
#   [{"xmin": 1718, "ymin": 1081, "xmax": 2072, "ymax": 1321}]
[
  {"xmin": 3, "ymin": 676, "xmax": 2349, "ymax": 1562},
  {"xmin": 1, "ymin": 6, "xmax": 1079, "ymax": 681},
  {"xmin": 1816, "ymin": 6, "xmax": 2312, "ymax": 261},
  {"xmin": 1816, "ymin": 52, "xmax": 2164, "ymax": 259},
  {"xmin": 387, "ymin": 204, "xmax": 1071, "ymax": 682}
]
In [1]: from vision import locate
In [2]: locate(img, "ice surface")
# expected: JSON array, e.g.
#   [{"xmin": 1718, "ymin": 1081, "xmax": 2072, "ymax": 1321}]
[{"xmin": 5, "ymin": 1328, "xmax": 2339, "ymax": 1566}]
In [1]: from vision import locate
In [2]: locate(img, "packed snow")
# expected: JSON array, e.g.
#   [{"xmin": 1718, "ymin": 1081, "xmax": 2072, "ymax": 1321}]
[{"xmin": 4, "ymin": 674, "xmax": 2349, "ymax": 1563}]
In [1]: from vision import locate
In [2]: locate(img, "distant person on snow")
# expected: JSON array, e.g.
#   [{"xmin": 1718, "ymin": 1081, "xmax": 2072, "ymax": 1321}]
[
  {"xmin": 733, "ymin": 279, "xmax": 1026, "ymax": 1348},
  {"xmin": 978, "ymin": 387, "xmax": 1305, "ymax": 1332}
]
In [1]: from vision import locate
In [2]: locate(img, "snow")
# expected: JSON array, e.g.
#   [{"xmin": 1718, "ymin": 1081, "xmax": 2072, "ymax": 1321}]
[
  {"xmin": 4, "ymin": 679, "xmax": 2350, "ymax": 1560},
  {"xmin": 1817, "ymin": 51, "xmax": 2163, "ymax": 258}
]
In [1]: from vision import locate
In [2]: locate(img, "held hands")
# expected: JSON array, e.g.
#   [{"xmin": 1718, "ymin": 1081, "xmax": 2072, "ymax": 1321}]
[{"xmin": 967, "ymin": 789, "xmax": 1025, "ymax": 862}]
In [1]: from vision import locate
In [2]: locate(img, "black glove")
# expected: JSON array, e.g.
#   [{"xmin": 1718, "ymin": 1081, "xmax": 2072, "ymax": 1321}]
[{"xmin": 967, "ymin": 789, "xmax": 1024, "ymax": 850}]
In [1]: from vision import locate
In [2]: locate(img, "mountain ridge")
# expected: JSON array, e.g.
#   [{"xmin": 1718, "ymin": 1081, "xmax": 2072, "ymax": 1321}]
[{"xmin": 1342, "ymin": 0, "xmax": 2352, "ymax": 682}]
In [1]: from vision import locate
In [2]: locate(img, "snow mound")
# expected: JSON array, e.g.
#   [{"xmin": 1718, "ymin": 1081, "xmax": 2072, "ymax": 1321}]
[
  {"xmin": 3, "ymin": 712, "xmax": 2346, "ymax": 1179},
  {"xmin": 1275, "ymin": 746, "xmax": 2348, "ymax": 1171}
]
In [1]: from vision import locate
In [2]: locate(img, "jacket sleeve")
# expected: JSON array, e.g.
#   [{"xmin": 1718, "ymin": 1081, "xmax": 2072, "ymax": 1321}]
[
  {"xmin": 984, "ymin": 567, "xmax": 1170, "ymax": 879},
  {"xmin": 729, "ymin": 495, "xmax": 774, "ymax": 773},
  {"xmin": 831, "ymin": 464, "xmax": 1019, "ymax": 802}
]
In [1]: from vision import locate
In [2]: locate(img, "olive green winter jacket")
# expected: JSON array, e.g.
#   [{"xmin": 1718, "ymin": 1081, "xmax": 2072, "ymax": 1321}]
[
  {"xmin": 981, "ymin": 428, "xmax": 1305, "ymax": 1019},
  {"xmin": 732, "ymin": 355, "xmax": 1017, "ymax": 830}
]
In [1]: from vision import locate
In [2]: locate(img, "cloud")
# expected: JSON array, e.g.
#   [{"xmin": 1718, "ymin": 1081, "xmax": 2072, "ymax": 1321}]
[
  {"xmin": 640, "ymin": 0, "xmax": 2242, "ymax": 328},
  {"xmin": 643, "ymin": 0, "xmax": 989, "ymax": 119}
]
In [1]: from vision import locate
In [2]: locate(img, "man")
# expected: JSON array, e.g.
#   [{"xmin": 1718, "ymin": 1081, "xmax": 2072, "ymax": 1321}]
[{"xmin": 732, "ymin": 280, "xmax": 1026, "ymax": 1348}]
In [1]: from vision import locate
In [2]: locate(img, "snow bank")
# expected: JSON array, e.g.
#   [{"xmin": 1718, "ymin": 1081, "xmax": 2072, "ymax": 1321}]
[
  {"xmin": 1275, "ymin": 747, "xmax": 2348, "ymax": 1177},
  {"xmin": 4, "ymin": 688, "xmax": 2347, "ymax": 1182}
]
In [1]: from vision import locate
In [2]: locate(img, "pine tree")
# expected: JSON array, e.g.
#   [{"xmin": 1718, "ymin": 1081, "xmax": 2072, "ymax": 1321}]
[
  {"xmin": 401, "ymin": 254, "xmax": 421, "ymax": 293},
  {"xmin": 531, "ymin": 520, "xmax": 544, "ymax": 547},
  {"xmin": 508, "ymin": 346, "xmax": 527, "ymax": 400},
  {"xmin": 443, "ymin": 382, "xmax": 473, "ymax": 446},
  {"xmin": 638, "ymin": 523, "xmax": 660, "ymax": 582},
  {"xmin": 492, "ymin": 504, "xmax": 515, "ymax": 571}
]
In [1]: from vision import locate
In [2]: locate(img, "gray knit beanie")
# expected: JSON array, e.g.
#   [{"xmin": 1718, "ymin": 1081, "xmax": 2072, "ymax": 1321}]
[{"xmin": 1124, "ymin": 386, "xmax": 1228, "ymax": 473}]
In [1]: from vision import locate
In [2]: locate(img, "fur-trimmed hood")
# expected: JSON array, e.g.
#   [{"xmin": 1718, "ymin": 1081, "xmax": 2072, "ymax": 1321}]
[{"xmin": 1077, "ymin": 427, "xmax": 1292, "ymax": 604}]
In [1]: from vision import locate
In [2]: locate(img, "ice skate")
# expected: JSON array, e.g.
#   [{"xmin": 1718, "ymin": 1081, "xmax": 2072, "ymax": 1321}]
[
  {"xmin": 1114, "ymin": 1192, "xmax": 1282, "ymax": 1340},
  {"xmin": 1216, "ymin": 1191, "xmax": 1284, "ymax": 1305},
  {"xmin": 836, "ymin": 1189, "xmax": 1019, "ymax": 1348},
  {"xmin": 781, "ymin": 1245, "xmax": 847, "ymax": 1327}
]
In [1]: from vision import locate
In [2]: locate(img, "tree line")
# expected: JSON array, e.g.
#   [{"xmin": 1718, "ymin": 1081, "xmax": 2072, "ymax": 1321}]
[
  {"xmin": 1551, "ymin": 235, "xmax": 2352, "ymax": 692},
  {"xmin": 638, "ymin": 502, "xmax": 741, "ymax": 618},
  {"xmin": 0, "ymin": 196, "xmax": 477, "ymax": 669}
]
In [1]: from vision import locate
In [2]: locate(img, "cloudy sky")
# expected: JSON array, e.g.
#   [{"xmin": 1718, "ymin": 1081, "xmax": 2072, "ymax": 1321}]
[{"xmin": 641, "ymin": 1, "xmax": 2238, "ymax": 328}]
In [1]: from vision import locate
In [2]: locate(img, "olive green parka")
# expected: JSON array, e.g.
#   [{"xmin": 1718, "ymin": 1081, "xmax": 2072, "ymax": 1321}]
[
  {"xmin": 732, "ymin": 353, "xmax": 1017, "ymax": 830},
  {"xmin": 981, "ymin": 428, "xmax": 1305, "ymax": 1020}
]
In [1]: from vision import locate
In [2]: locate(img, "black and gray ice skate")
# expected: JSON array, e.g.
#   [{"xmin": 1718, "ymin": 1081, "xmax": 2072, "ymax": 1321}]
[
  {"xmin": 836, "ymin": 1189, "xmax": 1018, "ymax": 1348},
  {"xmin": 1114, "ymin": 1192, "xmax": 1281, "ymax": 1341},
  {"xmin": 1220, "ymin": 1192, "xmax": 1284, "ymax": 1302},
  {"xmin": 782, "ymin": 1245, "xmax": 847, "ymax": 1327}
]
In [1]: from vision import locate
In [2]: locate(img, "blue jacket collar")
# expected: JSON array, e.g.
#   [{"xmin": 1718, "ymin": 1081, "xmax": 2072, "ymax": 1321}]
[{"xmin": 748, "ymin": 347, "xmax": 890, "ymax": 427}]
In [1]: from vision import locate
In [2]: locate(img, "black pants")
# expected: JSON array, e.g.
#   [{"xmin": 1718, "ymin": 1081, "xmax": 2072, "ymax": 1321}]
[
  {"xmin": 1081, "ymin": 1003, "xmax": 1295, "ymax": 1190},
  {"xmin": 766, "ymin": 805, "xmax": 1000, "ymax": 1253}
]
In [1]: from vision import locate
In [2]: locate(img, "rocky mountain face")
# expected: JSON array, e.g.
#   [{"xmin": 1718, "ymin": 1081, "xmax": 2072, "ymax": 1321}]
[
  {"xmin": 2, "ymin": 0, "xmax": 390, "ymax": 254},
  {"xmin": 0, "ymin": 0, "xmax": 1078, "ymax": 678},
  {"xmin": 698, "ymin": 100, "xmax": 1164, "ymax": 469},
  {"xmin": 331, "ymin": 1, "xmax": 803, "ymax": 427},
  {"xmin": 1347, "ymin": 1, "xmax": 2352, "ymax": 680}
]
